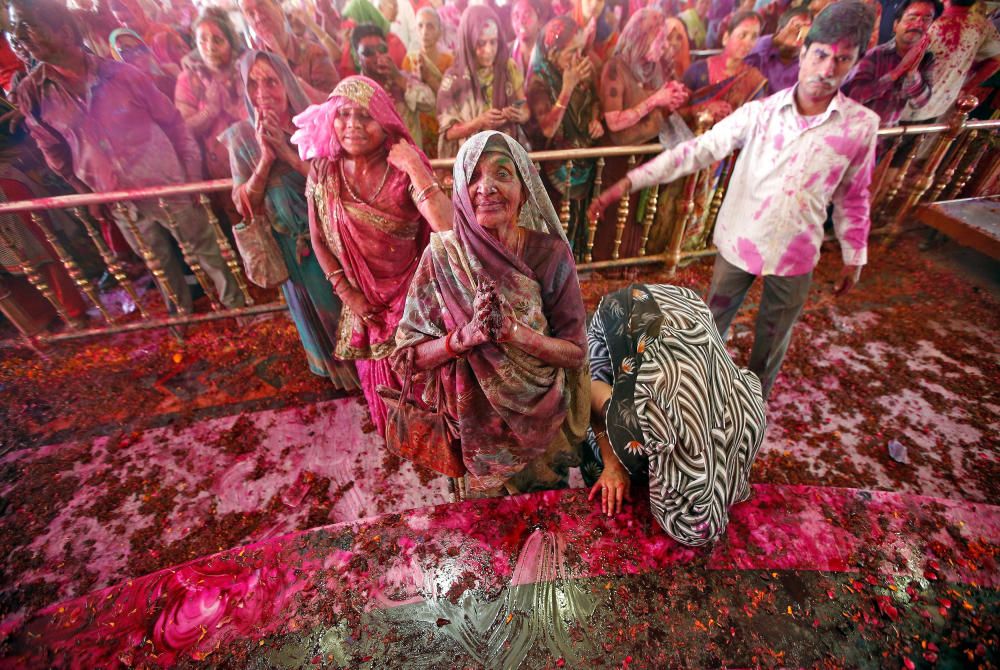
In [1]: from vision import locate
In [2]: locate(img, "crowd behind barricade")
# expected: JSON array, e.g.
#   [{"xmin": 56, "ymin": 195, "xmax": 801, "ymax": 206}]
[{"xmin": 0, "ymin": 0, "xmax": 997, "ymax": 543}]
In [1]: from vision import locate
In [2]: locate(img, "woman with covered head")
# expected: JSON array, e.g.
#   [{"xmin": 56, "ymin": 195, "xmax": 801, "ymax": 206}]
[
  {"xmin": 436, "ymin": 5, "xmax": 530, "ymax": 158},
  {"xmin": 292, "ymin": 76, "xmax": 452, "ymax": 435},
  {"xmin": 221, "ymin": 51, "xmax": 357, "ymax": 390},
  {"xmin": 526, "ymin": 16, "xmax": 604, "ymax": 253},
  {"xmin": 109, "ymin": 29, "xmax": 178, "ymax": 99},
  {"xmin": 176, "ymin": 8, "xmax": 247, "ymax": 219},
  {"xmin": 591, "ymin": 8, "xmax": 691, "ymax": 261},
  {"xmin": 583, "ymin": 284, "xmax": 766, "ymax": 546},
  {"xmin": 393, "ymin": 131, "xmax": 589, "ymax": 497}
]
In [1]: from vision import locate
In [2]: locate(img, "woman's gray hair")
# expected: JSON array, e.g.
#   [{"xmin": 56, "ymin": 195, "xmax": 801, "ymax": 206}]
[{"xmin": 454, "ymin": 131, "xmax": 567, "ymax": 241}]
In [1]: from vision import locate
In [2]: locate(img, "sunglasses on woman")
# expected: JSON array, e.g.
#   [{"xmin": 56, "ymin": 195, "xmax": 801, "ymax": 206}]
[{"xmin": 359, "ymin": 43, "xmax": 388, "ymax": 58}]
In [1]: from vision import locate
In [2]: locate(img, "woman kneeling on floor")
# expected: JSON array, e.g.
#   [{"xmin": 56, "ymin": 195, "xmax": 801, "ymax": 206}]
[{"xmin": 585, "ymin": 283, "xmax": 767, "ymax": 546}]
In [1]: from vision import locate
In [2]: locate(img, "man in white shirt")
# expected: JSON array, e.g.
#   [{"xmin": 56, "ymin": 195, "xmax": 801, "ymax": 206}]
[{"xmin": 589, "ymin": 1, "xmax": 880, "ymax": 400}]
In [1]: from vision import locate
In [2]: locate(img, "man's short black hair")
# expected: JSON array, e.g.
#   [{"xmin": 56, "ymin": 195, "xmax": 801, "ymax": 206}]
[
  {"xmin": 949, "ymin": 0, "xmax": 976, "ymax": 7},
  {"xmin": 804, "ymin": 1, "xmax": 876, "ymax": 52},
  {"xmin": 894, "ymin": 0, "xmax": 944, "ymax": 20},
  {"xmin": 9, "ymin": 0, "xmax": 83, "ymax": 46},
  {"xmin": 777, "ymin": 6, "xmax": 811, "ymax": 32},
  {"xmin": 351, "ymin": 23, "xmax": 386, "ymax": 50}
]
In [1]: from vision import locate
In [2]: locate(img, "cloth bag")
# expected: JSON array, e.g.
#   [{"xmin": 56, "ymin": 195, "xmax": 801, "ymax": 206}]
[
  {"xmin": 378, "ymin": 348, "xmax": 465, "ymax": 478},
  {"xmin": 232, "ymin": 188, "xmax": 289, "ymax": 288}
]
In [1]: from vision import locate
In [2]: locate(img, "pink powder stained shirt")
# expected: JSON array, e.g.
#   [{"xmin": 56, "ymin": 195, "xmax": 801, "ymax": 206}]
[
  {"xmin": 900, "ymin": 4, "xmax": 1000, "ymax": 121},
  {"xmin": 628, "ymin": 86, "xmax": 879, "ymax": 277},
  {"xmin": 16, "ymin": 55, "xmax": 202, "ymax": 192}
]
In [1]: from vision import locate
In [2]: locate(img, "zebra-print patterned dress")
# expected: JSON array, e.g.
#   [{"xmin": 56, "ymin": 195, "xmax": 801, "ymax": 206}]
[{"xmin": 586, "ymin": 284, "xmax": 767, "ymax": 546}]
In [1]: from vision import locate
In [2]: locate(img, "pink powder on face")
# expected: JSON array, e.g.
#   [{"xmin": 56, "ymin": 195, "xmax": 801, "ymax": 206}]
[
  {"xmin": 736, "ymin": 237, "xmax": 764, "ymax": 275},
  {"xmin": 775, "ymin": 231, "xmax": 816, "ymax": 276}
]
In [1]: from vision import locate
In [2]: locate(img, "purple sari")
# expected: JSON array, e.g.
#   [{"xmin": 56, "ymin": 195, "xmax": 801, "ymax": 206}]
[{"xmin": 394, "ymin": 131, "xmax": 589, "ymax": 493}]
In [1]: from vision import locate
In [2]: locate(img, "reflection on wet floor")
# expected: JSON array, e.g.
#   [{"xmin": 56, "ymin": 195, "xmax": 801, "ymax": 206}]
[{"xmin": 3, "ymin": 485, "xmax": 996, "ymax": 667}]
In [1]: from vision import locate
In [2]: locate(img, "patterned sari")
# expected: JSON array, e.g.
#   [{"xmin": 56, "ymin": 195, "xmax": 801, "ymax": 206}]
[
  {"xmin": 293, "ymin": 76, "xmax": 432, "ymax": 436},
  {"xmin": 436, "ymin": 5, "xmax": 526, "ymax": 158},
  {"xmin": 394, "ymin": 131, "xmax": 589, "ymax": 494},
  {"xmin": 585, "ymin": 284, "xmax": 766, "ymax": 546}
]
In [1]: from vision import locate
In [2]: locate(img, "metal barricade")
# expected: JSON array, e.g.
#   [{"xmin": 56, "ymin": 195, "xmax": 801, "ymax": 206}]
[{"xmin": 0, "ymin": 104, "xmax": 997, "ymax": 348}]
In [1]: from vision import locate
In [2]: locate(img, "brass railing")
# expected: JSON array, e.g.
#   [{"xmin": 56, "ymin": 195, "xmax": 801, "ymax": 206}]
[{"xmin": 0, "ymin": 103, "xmax": 997, "ymax": 347}]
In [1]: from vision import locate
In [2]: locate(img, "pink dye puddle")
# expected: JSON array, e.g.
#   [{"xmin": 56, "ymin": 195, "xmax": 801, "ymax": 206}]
[{"xmin": 1, "ymin": 484, "xmax": 996, "ymax": 668}]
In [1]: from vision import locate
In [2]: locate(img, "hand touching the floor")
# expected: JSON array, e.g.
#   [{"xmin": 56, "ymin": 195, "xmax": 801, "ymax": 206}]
[
  {"xmin": 834, "ymin": 264, "xmax": 863, "ymax": 296},
  {"xmin": 588, "ymin": 440, "xmax": 631, "ymax": 517}
]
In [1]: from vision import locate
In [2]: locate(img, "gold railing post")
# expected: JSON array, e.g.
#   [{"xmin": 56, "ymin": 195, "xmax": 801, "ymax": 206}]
[
  {"xmin": 611, "ymin": 154, "xmax": 636, "ymax": 260},
  {"xmin": 924, "ymin": 130, "xmax": 975, "ymax": 205},
  {"xmin": 559, "ymin": 159, "xmax": 573, "ymax": 235},
  {"xmin": 663, "ymin": 111, "xmax": 713, "ymax": 273},
  {"xmin": 157, "ymin": 198, "xmax": 222, "ymax": 311},
  {"xmin": 74, "ymin": 207, "xmax": 149, "ymax": 319},
  {"xmin": 0, "ymin": 221, "xmax": 74, "ymax": 327},
  {"xmin": 875, "ymin": 134, "xmax": 926, "ymax": 222},
  {"xmin": 943, "ymin": 134, "xmax": 990, "ymax": 201},
  {"xmin": 696, "ymin": 153, "xmax": 737, "ymax": 250},
  {"xmin": 31, "ymin": 212, "xmax": 114, "ymax": 324},
  {"xmin": 197, "ymin": 194, "xmax": 253, "ymax": 306},
  {"xmin": 115, "ymin": 202, "xmax": 187, "ymax": 315},
  {"xmin": 665, "ymin": 172, "xmax": 699, "ymax": 275},
  {"xmin": 870, "ymin": 136, "xmax": 902, "ymax": 204},
  {"xmin": 584, "ymin": 157, "xmax": 604, "ymax": 263},
  {"xmin": 886, "ymin": 95, "xmax": 978, "ymax": 244},
  {"xmin": 638, "ymin": 184, "xmax": 659, "ymax": 257}
]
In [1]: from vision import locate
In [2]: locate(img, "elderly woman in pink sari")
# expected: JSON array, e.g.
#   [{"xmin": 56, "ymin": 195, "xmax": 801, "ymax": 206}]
[
  {"xmin": 393, "ymin": 131, "xmax": 589, "ymax": 497},
  {"xmin": 292, "ymin": 76, "xmax": 452, "ymax": 435}
]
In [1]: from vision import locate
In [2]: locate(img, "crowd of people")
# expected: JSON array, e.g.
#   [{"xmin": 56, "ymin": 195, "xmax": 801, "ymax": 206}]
[{"xmin": 0, "ymin": 0, "xmax": 997, "ymax": 543}]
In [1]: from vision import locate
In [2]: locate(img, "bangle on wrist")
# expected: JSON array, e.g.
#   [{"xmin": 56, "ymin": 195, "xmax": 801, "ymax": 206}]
[
  {"xmin": 594, "ymin": 430, "xmax": 608, "ymax": 442},
  {"xmin": 325, "ymin": 268, "xmax": 344, "ymax": 283},
  {"xmin": 414, "ymin": 181, "xmax": 442, "ymax": 204}
]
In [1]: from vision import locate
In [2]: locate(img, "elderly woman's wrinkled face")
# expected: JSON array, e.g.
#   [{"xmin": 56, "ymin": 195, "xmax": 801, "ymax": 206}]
[
  {"xmin": 196, "ymin": 21, "xmax": 232, "ymax": 70},
  {"xmin": 470, "ymin": 151, "xmax": 525, "ymax": 230},
  {"xmin": 417, "ymin": 9, "xmax": 441, "ymax": 50},
  {"xmin": 241, "ymin": 0, "xmax": 286, "ymax": 46},
  {"xmin": 248, "ymin": 57, "xmax": 289, "ymax": 120},
  {"xmin": 474, "ymin": 22, "xmax": 499, "ymax": 69},
  {"xmin": 334, "ymin": 101, "xmax": 387, "ymax": 157}
]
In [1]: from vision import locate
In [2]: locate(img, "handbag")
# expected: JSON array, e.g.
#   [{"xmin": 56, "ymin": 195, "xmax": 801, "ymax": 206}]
[
  {"xmin": 377, "ymin": 347, "xmax": 465, "ymax": 478},
  {"xmin": 232, "ymin": 187, "xmax": 289, "ymax": 289}
]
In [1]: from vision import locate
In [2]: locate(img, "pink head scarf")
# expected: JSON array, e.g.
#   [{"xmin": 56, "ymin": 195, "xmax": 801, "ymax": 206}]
[{"xmin": 290, "ymin": 75, "xmax": 431, "ymax": 172}]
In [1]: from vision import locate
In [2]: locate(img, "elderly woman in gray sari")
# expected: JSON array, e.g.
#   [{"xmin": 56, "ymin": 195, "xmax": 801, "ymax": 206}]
[
  {"xmin": 585, "ymin": 283, "xmax": 766, "ymax": 546},
  {"xmin": 393, "ymin": 131, "xmax": 589, "ymax": 497}
]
